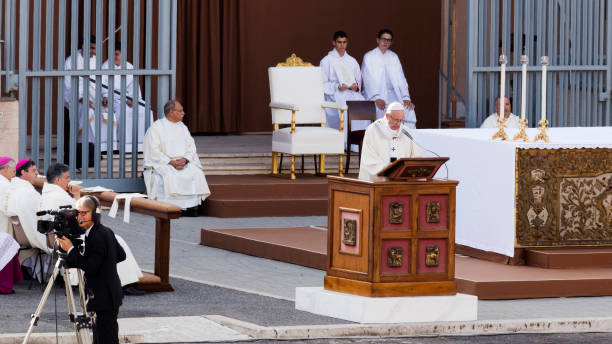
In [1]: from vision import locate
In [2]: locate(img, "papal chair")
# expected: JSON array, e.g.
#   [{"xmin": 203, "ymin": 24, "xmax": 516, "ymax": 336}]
[{"xmin": 269, "ymin": 54, "xmax": 346, "ymax": 180}]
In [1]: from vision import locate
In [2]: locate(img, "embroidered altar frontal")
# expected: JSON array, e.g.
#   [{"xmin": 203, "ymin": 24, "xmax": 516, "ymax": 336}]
[{"xmin": 516, "ymin": 148, "xmax": 612, "ymax": 247}]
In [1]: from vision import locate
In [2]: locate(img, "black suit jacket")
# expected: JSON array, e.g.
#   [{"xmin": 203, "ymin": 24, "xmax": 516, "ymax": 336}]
[{"xmin": 66, "ymin": 223, "xmax": 126, "ymax": 312}]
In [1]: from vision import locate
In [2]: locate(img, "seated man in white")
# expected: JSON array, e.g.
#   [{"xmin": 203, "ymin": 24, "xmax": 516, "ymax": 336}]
[
  {"xmin": 40, "ymin": 163, "xmax": 145, "ymax": 295},
  {"xmin": 480, "ymin": 96, "xmax": 521, "ymax": 128},
  {"xmin": 358, "ymin": 102, "xmax": 422, "ymax": 182},
  {"xmin": 361, "ymin": 28, "xmax": 417, "ymax": 129},
  {"xmin": 143, "ymin": 100, "xmax": 210, "ymax": 217},
  {"xmin": 102, "ymin": 41, "xmax": 154, "ymax": 152},
  {"xmin": 64, "ymin": 35, "xmax": 117, "ymax": 153},
  {"xmin": 0, "ymin": 157, "xmax": 16, "ymax": 234},
  {"xmin": 320, "ymin": 30, "xmax": 369, "ymax": 149}
]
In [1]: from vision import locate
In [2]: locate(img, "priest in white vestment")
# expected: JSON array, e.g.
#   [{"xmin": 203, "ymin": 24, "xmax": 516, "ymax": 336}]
[
  {"xmin": 102, "ymin": 42, "xmax": 154, "ymax": 152},
  {"xmin": 41, "ymin": 163, "xmax": 144, "ymax": 290},
  {"xmin": 64, "ymin": 35, "xmax": 117, "ymax": 152},
  {"xmin": 320, "ymin": 31, "xmax": 370, "ymax": 149},
  {"xmin": 480, "ymin": 96, "xmax": 521, "ymax": 128},
  {"xmin": 358, "ymin": 102, "xmax": 422, "ymax": 182},
  {"xmin": 0, "ymin": 157, "xmax": 16, "ymax": 234},
  {"xmin": 361, "ymin": 29, "xmax": 417, "ymax": 129},
  {"xmin": 143, "ymin": 100, "xmax": 210, "ymax": 214}
]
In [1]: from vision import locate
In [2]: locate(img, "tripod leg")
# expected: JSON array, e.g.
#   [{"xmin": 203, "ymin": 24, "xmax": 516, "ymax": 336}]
[
  {"xmin": 22, "ymin": 259, "xmax": 62, "ymax": 344},
  {"xmin": 63, "ymin": 268, "xmax": 93, "ymax": 344}
]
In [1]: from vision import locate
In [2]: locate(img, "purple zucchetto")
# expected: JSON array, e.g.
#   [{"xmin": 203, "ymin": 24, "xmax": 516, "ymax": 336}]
[{"xmin": 0, "ymin": 156, "xmax": 12, "ymax": 168}]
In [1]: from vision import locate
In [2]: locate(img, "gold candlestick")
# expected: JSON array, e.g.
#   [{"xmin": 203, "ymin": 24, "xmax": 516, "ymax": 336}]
[
  {"xmin": 491, "ymin": 117, "xmax": 508, "ymax": 141},
  {"xmin": 512, "ymin": 118, "xmax": 529, "ymax": 142},
  {"xmin": 533, "ymin": 119, "xmax": 550, "ymax": 143}
]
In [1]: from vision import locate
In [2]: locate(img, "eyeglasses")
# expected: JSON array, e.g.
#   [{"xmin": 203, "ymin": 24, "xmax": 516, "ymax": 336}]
[
  {"xmin": 379, "ymin": 37, "xmax": 392, "ymax": 43},
  {"xmin": 388, "ymin": 117, "xmax": 403, "ymax": 124},
  {"xmin": 78, "ymin": 210, "xmax": 91, "ymax": 216}
]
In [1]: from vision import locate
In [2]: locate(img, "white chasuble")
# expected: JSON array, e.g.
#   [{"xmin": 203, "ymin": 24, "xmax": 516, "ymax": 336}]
[
  {"xmin": 0, "ymin": 175, "xmax": 13, "ymax": 234},
  {"xmin": 358, "ymin": 118, "xmax": 422, "ymax": 182},
  {"xmin": 361, "ymin": 47, "xmax": 417, "ymax": 128},
  {"xmin": 143, "ymin": 118, "xmax": 210, "ymax": 208},
  {"xmin": 6, "ymin": 178, "xmax": 50, "ymax": 254},
  {"xmin": 480, "ymin": 113, "xmax": 521, "ymax": 129}
]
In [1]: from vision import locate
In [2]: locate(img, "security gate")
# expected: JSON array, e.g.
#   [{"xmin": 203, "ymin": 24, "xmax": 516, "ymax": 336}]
[
  {"xmin": 3, "ymin": 0, "xmax": 176, "ymax": 191},
  {"xmin": 465, "ymin": 0, "xmax": 612, "ymax": 128}
]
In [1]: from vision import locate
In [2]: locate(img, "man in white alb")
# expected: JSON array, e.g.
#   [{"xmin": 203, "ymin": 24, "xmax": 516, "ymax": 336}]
[
  {"xmin": 480, "ymin": 97, "xmax": 521, "ymax": 128},
  {"xmin": 143, "ymin": 100, "xmax": 210, "ymax": 216},
  {"xmin": 361, "ymin": 29, "xmax": 417, "ymax": 129},
  {"xmin": 320, "ymin": 31, "xmax": 370, "ymax": 149},
  {"xmin": 102, "ymin": 42, "xmax": 154, "ymax": 152},
  {"xmin": 358, "ymin": 102, "xmax": 422, "ymax": 182},
  {"xmin": 0, "ymin": 157, "xmax": 15, "ymax": 234}
]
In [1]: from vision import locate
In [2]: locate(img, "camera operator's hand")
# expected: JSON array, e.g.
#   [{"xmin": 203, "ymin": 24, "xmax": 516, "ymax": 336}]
[{"xmin": 56, "ymin": 235, "xmax": 74, "ymax": 252}]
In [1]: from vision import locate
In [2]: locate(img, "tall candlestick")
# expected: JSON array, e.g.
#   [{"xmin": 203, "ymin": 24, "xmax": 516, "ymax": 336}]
[
  {"xmin": 540, "ymin": 56, "xmax": 549, "ymax": 122},
  {"xmin": 499, "ymin": 54, "xmax": 507, "ymax": 120},
  {"xmin": 520, "ymin": 55, "xmax": 528, "ymax": 120}
]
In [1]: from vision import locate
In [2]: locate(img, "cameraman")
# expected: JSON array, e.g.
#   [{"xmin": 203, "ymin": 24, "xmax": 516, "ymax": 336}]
[{"xmin": 56, "ymin": 196, "xmax": 125, "ymax": 344}]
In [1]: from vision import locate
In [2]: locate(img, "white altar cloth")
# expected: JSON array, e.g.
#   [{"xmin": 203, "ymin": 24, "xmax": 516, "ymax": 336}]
[{"xmin": 411, "ymin": 127, "xmax": 612, "ymax": 257}]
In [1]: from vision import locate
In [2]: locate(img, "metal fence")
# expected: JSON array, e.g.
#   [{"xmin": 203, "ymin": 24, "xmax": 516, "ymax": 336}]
[
  {"xmin": 465, "ymin": 0, "xmax": 612, "ymax": 128},
  {"xmin": 3, "ymin": 0, "xmax": 176, "ymax": 191}
]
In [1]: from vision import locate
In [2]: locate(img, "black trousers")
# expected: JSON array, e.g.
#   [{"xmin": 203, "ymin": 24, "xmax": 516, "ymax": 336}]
[{"xmin": 92, "ymin": 308, "xmax": 119, "ymax": 344}]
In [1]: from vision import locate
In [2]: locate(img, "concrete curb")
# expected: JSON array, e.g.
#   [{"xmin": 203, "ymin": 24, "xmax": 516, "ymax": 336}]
[
  {"xmin": 205, "ymin": 315, "xmax": 612, "ymax": 340},
  {"xmin": 0, "ymin": 333, "xmax": 142, "ymax": 344}
]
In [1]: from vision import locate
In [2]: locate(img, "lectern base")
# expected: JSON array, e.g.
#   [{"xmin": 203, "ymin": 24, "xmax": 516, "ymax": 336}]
[{"xmin": 296, "ymin": 287, "xmax": 477, "ymax": 324}]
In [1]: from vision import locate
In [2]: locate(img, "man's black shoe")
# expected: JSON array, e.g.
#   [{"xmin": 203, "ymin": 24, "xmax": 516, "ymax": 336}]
[
  {"xmin": 180, "ymin": 207, "xmax": 198, "ymax": 217},
  {"xmin": 123, "ymin": 285, "xmax": 146, "ymax": 296}
]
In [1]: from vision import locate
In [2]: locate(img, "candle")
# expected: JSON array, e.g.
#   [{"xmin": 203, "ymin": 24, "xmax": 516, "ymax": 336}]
[
  {"xmin": 540, "ymin": 56, "xmax": 549, "ymax": 122},
  {"xmin": 520, "ymin": 55, "xmax": 528, "ymax": 120},
  {"xmin": 499, "ymin": 54, "xmax": 507, "ymax": 121}
]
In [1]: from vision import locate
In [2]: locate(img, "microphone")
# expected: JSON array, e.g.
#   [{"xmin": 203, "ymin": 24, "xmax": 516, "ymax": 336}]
[{"xmin": 401, "ymin": 128, "xmax": 449, "ymax": 180}]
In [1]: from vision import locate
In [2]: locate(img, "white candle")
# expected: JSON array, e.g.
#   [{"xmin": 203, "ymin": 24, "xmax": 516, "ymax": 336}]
[
  {"xmin": 499, "ymin": 54, "xmax": 507, "ymax": 121},
  {"xmin": 520, "ymin": 55, "xmax": 528, "ymax": 120},
  {"xmin": 540, "ymin": 56, "xmax": 549, "ymax": 122}
]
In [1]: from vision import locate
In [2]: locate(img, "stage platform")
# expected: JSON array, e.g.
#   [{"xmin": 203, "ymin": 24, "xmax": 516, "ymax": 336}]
[{"xmin": 200, "ymin": 226, "xmax": 612, "ymax": 300}]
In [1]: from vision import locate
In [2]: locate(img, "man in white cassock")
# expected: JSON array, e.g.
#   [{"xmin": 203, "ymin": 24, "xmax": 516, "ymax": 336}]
[
  {"xmin": 102, "ymin": 42, "xmax": 154, "ymax": 152},
  {"xmin": 358, "ymin": 102, "xmax": 422, "ymax": 182},
  {"xmin": 64, "ymin": 35, "xmax": 117, "ymax": 153},
  {"xmin": 361, "ymin": 29, "xmax": 417, "ymax": 129},
  {"xmin": 0, "ymin": 157, "xmax": 16, "ymax": 234},
  {"xmin": 40, "ymin": 163, "xmax": 144, "ymax": 294},
  {"xmin": 144, "ymin": 100, "xmax": 210, "ymax": 216},
  {"xmin": 480, "ymin": 96, "xmax": 521, "ymax": 128},
  {"xmin": 320, "ymin": 31, "xmax": 370, "ymax": 150}
]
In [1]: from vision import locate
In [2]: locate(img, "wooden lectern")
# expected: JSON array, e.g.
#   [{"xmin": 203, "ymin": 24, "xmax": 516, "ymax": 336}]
[{"xmin": 325, "ymin": 158, "xmax": 457, "ymax": 297}]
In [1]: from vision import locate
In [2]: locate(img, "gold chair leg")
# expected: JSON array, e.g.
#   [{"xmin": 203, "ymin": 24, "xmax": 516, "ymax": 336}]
[
  {"xmin": 290, "ymin": 155, "xmax": 296, "ymax": 180},
  {"xmin": 271, "ymin": 152, "xmax": 279, "ymax": 174},
  {"xmin": 320, "ymin": 154, "xmax": 326, "ymax": 174},
  {"xmin": 338, "ymin": 154, "xmax": 343, "ymax": 177}
]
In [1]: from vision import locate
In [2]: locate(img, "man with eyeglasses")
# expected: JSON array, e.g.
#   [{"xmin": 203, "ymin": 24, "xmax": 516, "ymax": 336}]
[
  {"xmin": 361, "ymin": 29, "xmax": 417, "ymax": 129},
  {"xmin": 358, "ymin": 102, "xmax": 422, "ymax": 182}
]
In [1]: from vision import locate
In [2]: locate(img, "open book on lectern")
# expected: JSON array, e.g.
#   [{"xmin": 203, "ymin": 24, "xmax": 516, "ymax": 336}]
[{"xmin": 377, "ymin": 157, "xmax": 449, "ymax": 181}]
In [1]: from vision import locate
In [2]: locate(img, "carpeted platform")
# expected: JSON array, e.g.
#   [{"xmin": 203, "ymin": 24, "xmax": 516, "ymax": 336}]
[{"xmin": 200, "ymin": 226, "xmax": 612, "ymax": 300}]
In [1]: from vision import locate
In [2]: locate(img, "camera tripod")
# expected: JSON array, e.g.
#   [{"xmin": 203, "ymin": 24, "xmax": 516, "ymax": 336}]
[{"xmin": 22, "ymin": 252, "xmax": 93, "ymax": 344}]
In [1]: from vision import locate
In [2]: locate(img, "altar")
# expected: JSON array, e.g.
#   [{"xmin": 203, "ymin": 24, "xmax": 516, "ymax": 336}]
[{"xmin": 411, "ymin": 127, "xmax": 612, "ymax": 257}]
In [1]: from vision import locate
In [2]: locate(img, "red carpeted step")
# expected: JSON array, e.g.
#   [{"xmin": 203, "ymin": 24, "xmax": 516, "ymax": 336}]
[
  {"xmin": 525, "ymin": 248, "xmax": 612, "ymax": 269},
  {"xmin": 202, "ymin": 198, "xmax": 328, "ymax": 217}
]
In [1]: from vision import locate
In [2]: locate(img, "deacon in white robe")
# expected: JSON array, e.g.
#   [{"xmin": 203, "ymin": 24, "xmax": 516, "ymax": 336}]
[
  {"xmin": 361, "ymin": 29, "xmax": 417, "ymax": 129},
  {"xmin": 480, "ymin": 97, "xmax": 521, "ymax": 128},
  {"xmin": 40, "ymin": 163, "xmax": 144, "ymax": 287},
  {"xmin": 320, "ymin": 31, "xmax": 370, "ymax": 149},
  {"xmin": 358, "ymin": 102, "xmax": 422, "ymax": 182},
  {"xmin": 143, "ymin": 100, "xmax": 210, "ymax": 210},
  {"xmin": 0, "ymin": 157, "xmax": 15, "ymax": 234},
  {"xmin": 102, "ymin": 43, "xmax": 154, "ymax": 152},
  {"xmin": 64, "ymin": 36, "xmax": 117, "ymax": 152}
]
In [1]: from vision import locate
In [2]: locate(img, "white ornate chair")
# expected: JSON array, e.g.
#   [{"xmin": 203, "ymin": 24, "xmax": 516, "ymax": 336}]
[{"xmin": 269, "ymin": 54, "xmax": 346, "ymax": 180}]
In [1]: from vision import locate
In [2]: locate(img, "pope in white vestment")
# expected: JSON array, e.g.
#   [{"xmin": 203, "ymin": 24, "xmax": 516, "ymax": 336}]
[
  {"xmin": 64, "ymin": 38, "xmax": 117, "ymax": 152},
  {"xmin": 39, "ymin": 182, "xmax": 143, "ymax": 286},
  {"xmin": 144, "ymin": 100, "xmax": 210, "ymax": 210},
  {"xmin": 361, "ymin": 30, "xmax": 417, "ymax": 128},
  {"xmin": 102, "ymin": 45, "xmax": 154, "ymax": 152},
  {"xmin": 480, "ymin": 97, "xmax": 521, "ymax": 128},
  {"xmin": 0, "ymin": 157, "xmax": 15, "ymax": 234},
  {"xmin": 359, "ymin": 102, "xmax": 422, "ymax": 182}
]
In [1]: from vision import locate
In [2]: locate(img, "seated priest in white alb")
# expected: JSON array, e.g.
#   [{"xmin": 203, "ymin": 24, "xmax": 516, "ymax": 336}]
[
  {"xmin": 320, "ymin": 30, "xmax": 370, "ymax": 150},
  {"xmin": 102, "ymin": 41, "xmax": 154, "ymax": 152},
  {"xmin": 143, "ymin": 100, "xmax": 210, "ymax": 217},
  {"xmin": 480, "ymin": 96, "xmax": 521, "ymax": 128},
  {"xmin": 361, "ymin": 28, "xmax": 417, "ymax": 128},
  {"xmin": 358, "ymin": 102, "xmax": 422, "ymax": 182},
  {"xmin": 0, "ymin": 157, "xmax": 16, "ymax": 234},
  {"xmin": 39, "ymin": 163, "xmax": 145, "ymax": 295}
]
